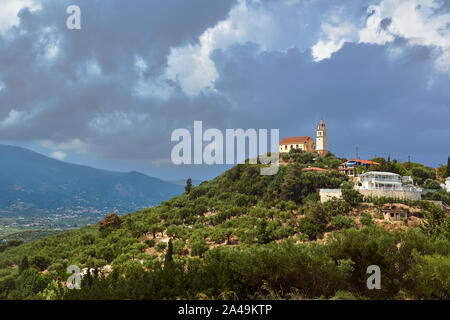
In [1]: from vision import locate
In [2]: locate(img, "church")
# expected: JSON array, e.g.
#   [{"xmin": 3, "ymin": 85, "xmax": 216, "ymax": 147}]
[{"xmin": 279, "ymin": 120, "xmax": 327, "ymax": 155}]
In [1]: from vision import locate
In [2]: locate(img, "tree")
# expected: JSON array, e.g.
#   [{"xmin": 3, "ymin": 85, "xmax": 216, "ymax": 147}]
[
  {"xmin": 15, "ymin": 268, "xmax": 48, "ymax": 298},
  {"xmin": 447, "ymin": 156, "xmax": 450, "ymax": 178},
  {"xmin": 423, "ymin": 178, "xmax": 441, "ymax": 189},
  {"xmin": 99, "ymin": 212, "xmax": 122, "ymax": 233},
  {"xmin": 360, "ymin": 212, "xmax": 374, "ymax": 226},
  {"xmin": 405, "ymin": 252, "xmax": 450, "ymax": 299},
  {"xmin": 19, "ymin": 256, "xmax": 29, "ymax": 274},
  {"xmin": 281, "ymin": 163, "xmax": 303, "ymax": 202},
  {"xmin": 332, "ymin": 215, "xmax": 355, "ymax": 230},
  {"xmin": 149, "ymin": 224, "xmax": 164, "ymax": 239},
  {"xmin": 305, "ymin": 201, "xmax": 329, "ymax": 232},
  {"xmin": 164, "ymin": 240, "xmax": 173, "ymax": 267},
  {"xmin": 189, "ymin": 236, "xmax": 208, "ymax": 257},
  {"xmin": 342, "ymin": 188, "xmax": 363, "ymax": 206},
  {"xmin": 30, "ymin": 256, "xmax": 51, "ymax": 271},
  {"xmin": 411, "ymin": 167, "xmax": 436, "ymax": 186},
  {"xmin": 297, "ymin": 217, "xmax": 321, "ymax": 240},
  {"xmin": 420, "ymin": 203, "xmax": 446, "ymax": 240},
  {"xmin": 256, "ymin": 219, "xmax": 271, "ymax": 244},
  {"xmin": 368, "ymin": 157, "xmax": 399, "ymax": 174},
  {"xmin": 185, "ymin": 178, "xmax": 193, "ymax": 194}
]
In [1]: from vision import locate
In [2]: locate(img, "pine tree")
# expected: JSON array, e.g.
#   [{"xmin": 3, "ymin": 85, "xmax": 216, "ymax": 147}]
[
  {"xmin": 164, "ymin": 239, "xmax": 173, "ymax": 267},
  {"xmin": 257, "ymin": 219, "xmax": 270, "ymax": 244},
  {"xmin": 447, "ymin": 156, "xmax": 450, "ymax": 178},
  {"xmin": 19, "ymin": 256, "xmax": 29, "ymax": 274},
  {"xmin": 185, "ymin": 178, "xmax": 192, "ymax": 194},
  {"xmin": 281, "ymin": 163, "xmax": 303, "ymax": 202}
]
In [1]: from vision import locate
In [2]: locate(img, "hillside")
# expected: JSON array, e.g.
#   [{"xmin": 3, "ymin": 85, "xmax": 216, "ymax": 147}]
[
  {"xmin": 0, "ymin": 145, "xmax": 184, "ymax": 215},
  {"xmin": 0, "ymin": 153, "xmax": 449, "ymax": 300}
]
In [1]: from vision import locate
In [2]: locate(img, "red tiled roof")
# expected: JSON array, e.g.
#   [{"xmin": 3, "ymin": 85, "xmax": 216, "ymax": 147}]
[
  {"xmin": 280, "ymin": 136, "xmax": 312, "ymax": 145},
  {"xmin": 342, "ymin": 159, "xmax": 380, "ymax": 165}
]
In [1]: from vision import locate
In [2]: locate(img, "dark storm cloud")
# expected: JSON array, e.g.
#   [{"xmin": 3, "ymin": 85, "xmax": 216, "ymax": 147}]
[
  {"xmin": 0, "ymin": 0, "xmax": 449, "ymax": 179},
  {"xmin": 211, "ymin": 40, "xmax": 450, "ymax": 164},
  {"xmin": 0, "ymin": 0, "xmax": 236, "ymax": 160}
]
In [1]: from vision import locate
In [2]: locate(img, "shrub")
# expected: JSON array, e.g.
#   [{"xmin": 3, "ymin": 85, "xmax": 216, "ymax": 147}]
[
  {"xmin": 155, "ymin": 242, "xmax": 167, "ymax": 252},
  {"xmin": 342, "ymin": 189, "xmax": 363, "ymax": 206},
  {"xmin": 332, "ymin": 215, "xmax": 355, "ymax": 230},
  {"xmin": 331, "ymin": 290, "xmax": 357, "ymax": 300},
  {"xmin": 297, "ymin": 217, "xmax": 321, "ymax": 240},
  {"xmin": 145, "ymin": 239, "xmax": 156, "ymax": 247},
  {"xmin": 99, "ymin": 212, "xmax": 123, "ymax": 233},
  {"xmin": 360, "ymin": 212, "xmax": 374, "ymax": 226}
]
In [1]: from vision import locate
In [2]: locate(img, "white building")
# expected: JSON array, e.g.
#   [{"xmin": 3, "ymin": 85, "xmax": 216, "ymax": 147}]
[
  {"xmin": 320, "ymin": 171, "xmax": 423, "ymax": 202},
  {"xmin": 358, "ymin": 171, "xmax": 403, "ymax": 191},
  {"xmin": 446, "ymin": 177, "xmax": 450, "ymax": 192}
]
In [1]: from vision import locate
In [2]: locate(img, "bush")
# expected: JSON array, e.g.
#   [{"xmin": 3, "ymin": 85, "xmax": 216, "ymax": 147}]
[
  {"xmin": 423, "ymin": 179, "xmax": 441, "ymax": 190},
  {"xmin": 145, "ymin": 239, "xmax": 156, "ymax": 247},
  {"xmin": 297, "ymin": 217, "xmax": 322, "ymax": 240},
  {"xmin": 342, "ymin": 188, "xmax": 363, "ymax": 206},
  {"xmin": 155, "ymin": 242, "xmax": 167, "ymax": 253},
  {"xmin": 99, "ymin": 212, "xmax": 123, "ymax": 233},
  {"xmin": 331, "ymin": 290, "xmax": 357, "ymax": 300},
  {"xmin": 189, "ymin": 237, "xmax": 209, "ymax": 257},
  {"xmin": 360, "ymin": 212, "xmax": 374, "ymax": 226},
  {"xmin": 332, "ymin": 215, "xmax": 355, "ymax": 230}
]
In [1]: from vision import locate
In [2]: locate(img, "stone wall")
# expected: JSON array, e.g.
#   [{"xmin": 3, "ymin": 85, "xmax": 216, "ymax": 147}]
[
  {"xmin": 319, "ymin": 188, "xmax": 422, "ymax": 202},
  {"xmin": 359, "ymin": 189, "xmax": 421, "ymax": 201}
]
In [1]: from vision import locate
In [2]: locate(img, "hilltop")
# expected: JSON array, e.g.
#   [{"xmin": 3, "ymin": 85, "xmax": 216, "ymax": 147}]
[{"xmin": 0, "ymin": 151, "xmax": 448, "ymax": 300}]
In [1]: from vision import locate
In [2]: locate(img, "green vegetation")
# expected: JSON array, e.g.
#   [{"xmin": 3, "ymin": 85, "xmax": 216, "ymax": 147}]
[{"xmin": 0, "ymin": 156, "xmax": 448, "ymax": 300}]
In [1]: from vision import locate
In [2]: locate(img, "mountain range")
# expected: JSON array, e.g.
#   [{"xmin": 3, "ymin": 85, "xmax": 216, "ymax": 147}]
[{"xmin": 0, "ymin": 145, "xmax": 184, "ymax": 215}]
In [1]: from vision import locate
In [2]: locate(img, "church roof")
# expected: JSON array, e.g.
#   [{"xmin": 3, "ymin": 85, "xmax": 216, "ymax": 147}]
[{"xmin": 279, "ymin": 136, "xmax": 312, "ymax": 145}]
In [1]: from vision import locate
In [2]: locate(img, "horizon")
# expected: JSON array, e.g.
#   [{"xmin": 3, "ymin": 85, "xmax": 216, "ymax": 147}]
[
  {"xmin": 0, "ymin": 0, "xmax": 449, "ymax": 181},
  {"xmin": 0, "ymin": 141, "xmax": 446, "ymax": 183}
]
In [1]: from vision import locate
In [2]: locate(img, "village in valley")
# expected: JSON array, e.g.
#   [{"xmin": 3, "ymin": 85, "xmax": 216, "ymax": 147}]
[{"xmin": 278, "ymin": 120, "xmax": 450, "ymax": 223}]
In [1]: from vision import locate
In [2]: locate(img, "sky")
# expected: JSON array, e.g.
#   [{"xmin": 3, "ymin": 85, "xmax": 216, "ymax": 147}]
[{"xmin": 0, "ymin": 0, "xmax": 449, "ymax": 181}]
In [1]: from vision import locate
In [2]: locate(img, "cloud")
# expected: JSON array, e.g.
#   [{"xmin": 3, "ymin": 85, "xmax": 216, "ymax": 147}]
[
  {"xmin": 39, "ymin": 139, "xmax": 88, "ymax": 154},
  {"xmin": 210, "ymin": 41, "xmax": 450, "ymax": 164},
  {"xmin": 312, "ymin": 22, "xmax": 359, "ymax": 61},
  {"xmin": 51, "ymin": 150, "xmax": 67, "ymax": 160},
  {"xmin": 0, "ymin": 0, "xmax": 448, "ymax": 180},
  {"xmin": 165, "ymin": 0, "xmax": 348, "ymax": 95},
  {"xmin": 311, "ymin": 0, "xmax": 450, "ymax": 72},
  {"xmin": 0, "ymin": 0, "xmax": 236, "ymax": 161},
  {"xmin": 0, "ymin": 0, "xmax": 40, "ymax": 34},
  {"xmin": 0, "ymin": 109, "xmax": 28, "ymax": 128}
]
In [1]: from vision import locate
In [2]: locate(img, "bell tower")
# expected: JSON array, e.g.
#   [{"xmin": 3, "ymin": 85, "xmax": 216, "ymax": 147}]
[{"xmin": 316, "ymin": 120, "xmax": 327, "ymax": 155}]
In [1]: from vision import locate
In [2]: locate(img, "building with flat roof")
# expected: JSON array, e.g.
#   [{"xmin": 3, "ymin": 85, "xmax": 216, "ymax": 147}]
[{"xmin": 358, "ymin": 171, "xmax": 403, "ymax": 190}]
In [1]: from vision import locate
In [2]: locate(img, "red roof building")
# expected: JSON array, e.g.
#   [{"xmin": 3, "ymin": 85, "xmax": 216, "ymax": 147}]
[
  {"xmin": 339, "ymin": 159, "xmax": 380, "ymax": 177},
  {"xmin": 279, "ymin": 136, "xmax": 315, "ymax": 153}
]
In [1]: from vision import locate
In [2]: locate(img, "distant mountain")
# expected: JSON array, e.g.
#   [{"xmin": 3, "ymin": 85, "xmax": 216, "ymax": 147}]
[{"xmin": 0, "ymin": 145, "xmax": 184, "ymax": 215}]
